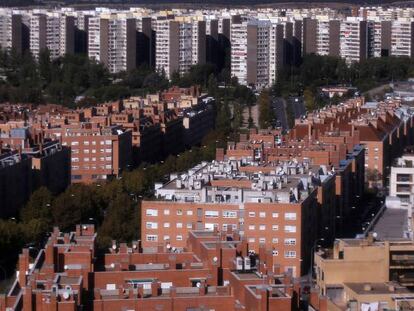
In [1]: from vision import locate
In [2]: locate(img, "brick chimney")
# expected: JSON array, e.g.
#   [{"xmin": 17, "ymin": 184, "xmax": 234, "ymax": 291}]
[
  {"xmin": 22, "ymin": 286, "xmax": 33, "ymax": 310},
  {"xmin": 151, "ymin": 281, "xmax": 161, "ymax": 297},
  {"xmin": 18, "ymin": 249, "xmax": 30, "ymax": 285}
]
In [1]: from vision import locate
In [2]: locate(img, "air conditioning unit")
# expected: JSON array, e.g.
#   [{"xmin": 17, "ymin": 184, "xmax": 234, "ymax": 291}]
[
  {"xmin": 244, "ymin": 257, "xmax": 251, "ymax": 270},
  {"xmin": 236, "ymin": 257, "xmax": 243, "ymax": 270}
]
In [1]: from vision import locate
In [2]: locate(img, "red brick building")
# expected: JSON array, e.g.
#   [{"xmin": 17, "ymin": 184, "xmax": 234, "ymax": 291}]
[{"xmin": 0, "ymin": 225, "xmax": 301, "ymax": 311}]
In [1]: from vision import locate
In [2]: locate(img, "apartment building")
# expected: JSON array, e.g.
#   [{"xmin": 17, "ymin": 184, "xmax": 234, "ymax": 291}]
[
  {"xmin": 340, "ymin": 17, "xmax": 369, "ymax": 63},
  {"xmin": 0, "ymin": 140, "xmax": 70, "ymax": 217},
  {"xmin": 59, "ymin": 14, "xmax": 75, "ymax": 55},
  {"xmin": 155, "ymin": 18, "xmax": 179, "ymax": 78},
  {"xmin": 0, "ymin": 224, "xmax": 302, "ymax": 311},
  {"xmin": 390, "ymin": 19, "xmax": 414, "ymax": 58},
  {"xmin": 316, "ymin": 17, "xmax": 340, "ymax": 57},
  {"xmin": 88, "ymin": 13, "xmax": 136, "ymax": 73},
  {"xmin": 30, "ymin": 12, "xmax": 61, "ymax": 59},
  {"xmin": 269, "ymin": 22, "xmax": 284, "ymax": 86},
  {"xmin": 231, "ymin": 19, "xmax": 276, "ymax": 88},
  {"xmin": 302, "ymin": 17, "xmax": 317, "ymax": 55},
  {"xmin": 312, "ymin": 236, "xmax": 414, "ymax": 311},
  {"xmin": 45, "ymin": 124, "xmax": 132, "ymax": 183},
  {"xmin": 293, "ymin": 98, "xmax": 414, "ymax": 186},
  {"xmin": 389, "ymin": 154, "xmax": 414, "ymax": 213},
  {"xmin": 0, "ymin": 9, "xmax": 22, "ymax": 53},
  {"xmin": 141, "ymin": 157, "xmax": 341, "ymax": 277},
  {"xmin": 155, "ymin": 17, "xmax": 206, "ymax": 78}
]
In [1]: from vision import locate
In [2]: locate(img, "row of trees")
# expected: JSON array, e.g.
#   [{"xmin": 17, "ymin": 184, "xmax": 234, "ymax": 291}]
[
  {"xmin": 273, "ymin": 55, "xmax": 414, "ymax": 109},
  {"xmin": 0, "ymin": 48, "xmax": 258, "ymax": 109}
]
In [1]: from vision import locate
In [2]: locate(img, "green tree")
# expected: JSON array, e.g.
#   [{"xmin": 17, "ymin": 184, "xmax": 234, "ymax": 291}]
[
  {"xmin": 20, "ymin": 187, "xmax": 53, "ymax": 225},
  {"xmin": 304, "ymin": 87, "xmax": 316, "ymax": 111},
  {"xmin": 97, "ymin": 193, "xmax": 139, "ymax": 248},
  {"xmin": 258, "ymin": 90, "xmax": 273, "ymax": 129}
]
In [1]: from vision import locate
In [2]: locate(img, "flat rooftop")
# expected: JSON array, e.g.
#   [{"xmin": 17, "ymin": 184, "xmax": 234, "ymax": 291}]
[
  {"xmin": 371, "ymin": 208, "xmax": 409, "ymax": 240},
  {"xmin": 345, "ymin": 282, "xmax": 410, "ymax": 295}
]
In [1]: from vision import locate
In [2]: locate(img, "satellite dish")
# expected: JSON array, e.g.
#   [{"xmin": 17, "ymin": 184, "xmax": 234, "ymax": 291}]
[
  {"xmin": 82, "ymin": 225, "xmax": 87, "ymax": 230},
  {"xmin": 112, "ymin": 244, "xmax": 117, "ymax": 250},
  {"xmin": 372, "ymin": 232, "xmax": 378, "ymax": 239},
  {"xmin": 213, "ymin": 256, "xmax": 218, "ymax": 263},
  {"xmin": 166, "ymin": 244, "xmax": 171, "ymax": 249},
  {"xmin": 196, "ymin": 282, "xmax": 201, "ymax": 288},
  {"xmin": 132, "ymin": 244, "xmax": 137, "ymax": 249},
  {"xmin": 110, "ymin": 263, "xmax": 115, "ymax": 268},
  {"xmin": 64, "ymin": 265, "xmax": 68, "ymax": 270}
]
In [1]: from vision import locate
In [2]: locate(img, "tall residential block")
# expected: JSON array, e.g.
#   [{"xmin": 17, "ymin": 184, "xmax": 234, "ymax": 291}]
[
  {"xmin": 340, "ymin": 18, "xmax": 368, "ymax": 63},
  {"xmin": 0, "ymin": 9, "xmax": 23, "ymax": 53},
  {"xmin": 88, "ymin": 14, "xmax": 136, "ymax": 73}
]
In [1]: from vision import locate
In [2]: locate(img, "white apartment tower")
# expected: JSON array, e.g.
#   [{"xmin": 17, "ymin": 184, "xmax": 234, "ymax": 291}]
[
  {"xmin": 0, "ymin": 9, "xmax": 22, "ymax": 53},
  {"xmin": 231, "ymin": 19, "xmax": 274, "ymax": 88},
  {"xmin": 30, "ymin": 12, "xmax": 63, "ymax": 59},
  {"xmin": 88, "ymin": 13, "xmax": 136, "ymax": 73},
  {"xmin": 59, "ymin": 14, "xmax": 75, "ymax": 56},
  {"xmin": 391, "ymin": 19, "xmax": 414, "ymax": 58},
  {"xmin": 340, "ymin": 17, "xmax": 368, "ymax": 63},
  {"xmin": 155, "ymin": 18, "xmax": 206, "ymax": 79}
]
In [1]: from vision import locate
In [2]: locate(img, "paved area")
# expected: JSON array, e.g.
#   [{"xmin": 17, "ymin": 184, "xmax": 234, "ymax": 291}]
[{"xmin": 271, "ymin": 97, "xmax": 288, "ymax": 129}]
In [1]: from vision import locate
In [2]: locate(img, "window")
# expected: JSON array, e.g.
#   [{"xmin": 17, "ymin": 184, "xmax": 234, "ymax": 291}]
[
  {"xmin": 177, "ymin": 209, "xmax": 183, "ymax": 216},
  {"xmin": 248, "ymin": 225, "xmax": 255, "ymax": 230},
  {"xmin": 83, "ymin": 141, "xmax": 90, "ymax": 146},
  {"xmin": 272, "ymin": 225, "xmax": 279, "ymax": 231},
  {"xmin": 284, "ymin": 251, "xmax": 296, "ymax": 258},
  {"xmin": 259, "ymin": 225, "xmax": 266, "ymax": 231},
  {"xmin": 248, "ymin": 238, "xmax": 255, "ymax": 243},
  {"xmin": 176, "ymin": 223, "xmax": 183, "ymax": 228},
  {"xmin": 186, "ymin": 210, "xmax": 193, "ymax": 216},
  {"xmin": 146, "ymin": 222, "xmax": 158, "ymax": 229},
  {"xmin": 72, "ymin": 157, "xmax": 79, "ymax": 162},
  {"xmin": 259, "ymin": 212, "xmax": 266, "ymax": 218},
  {"xmin": 163, "ymin": 222, "xmax": 170, "ymax": 228},
  {"xmin": 176, "ymin": 235, "xmax": 183, "ymax": 241},
  {"xmin": 248, "ymin": 212, "xmax": 256, "ymax": 217},
  {"xmin": 146, "ymin": 235, "xmax": 158, "ymax": 242},
  {"xmin": 205, "ymin": 210, "xmax": 219, "ymax": 218},
  {"xmin": 71, "ymin": 141, "xmax": 79, "ymax": 146},
  {"xmin": 272, "ymin": 250, "xmax": 278, "ymax": 256},
  {"xmin": 105, "ymin": 140, "xmax": 112, "ymax": 145},
  {"xmin": 146, "ymin": 209, "xmax": 158, "ymax": 217},
  {"xmin": 223, "ymin": 210, "xmax": 237, "ymax": 218},
  {"xmin": 284, "ymin": 238, "xmax": 296, "ymax": 245},
  {"xmin": 164, "ymin": 209, "xmax": 170, "ymax": 215},
  {"xmin": 163, "ymin": 235, "xmax": 170, "ymax": 241},
  {"xmin": 272, "ymin": 212, "xmax": 279, "ymax": 218},
  {"xmin": 272, "ymin": 238, "xmax": 279, "ymax": 244},
  {"xmin": 284, "ymin": 225, "xmax": 296, "ymax": 233},
  {"xmin": 186, "ymin": 223, "xmax": 192, "ymax": 229},
  {"xmin": 259, "ymin": 237, "xmax": 266, "ymax": 243},
  {"xmin": 100, "ymin": 141, "xmax": 105, "ymax": 145},
  {"xmin": 285, "ymin": 213, "xmax": 297, "ymax": 221}
]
